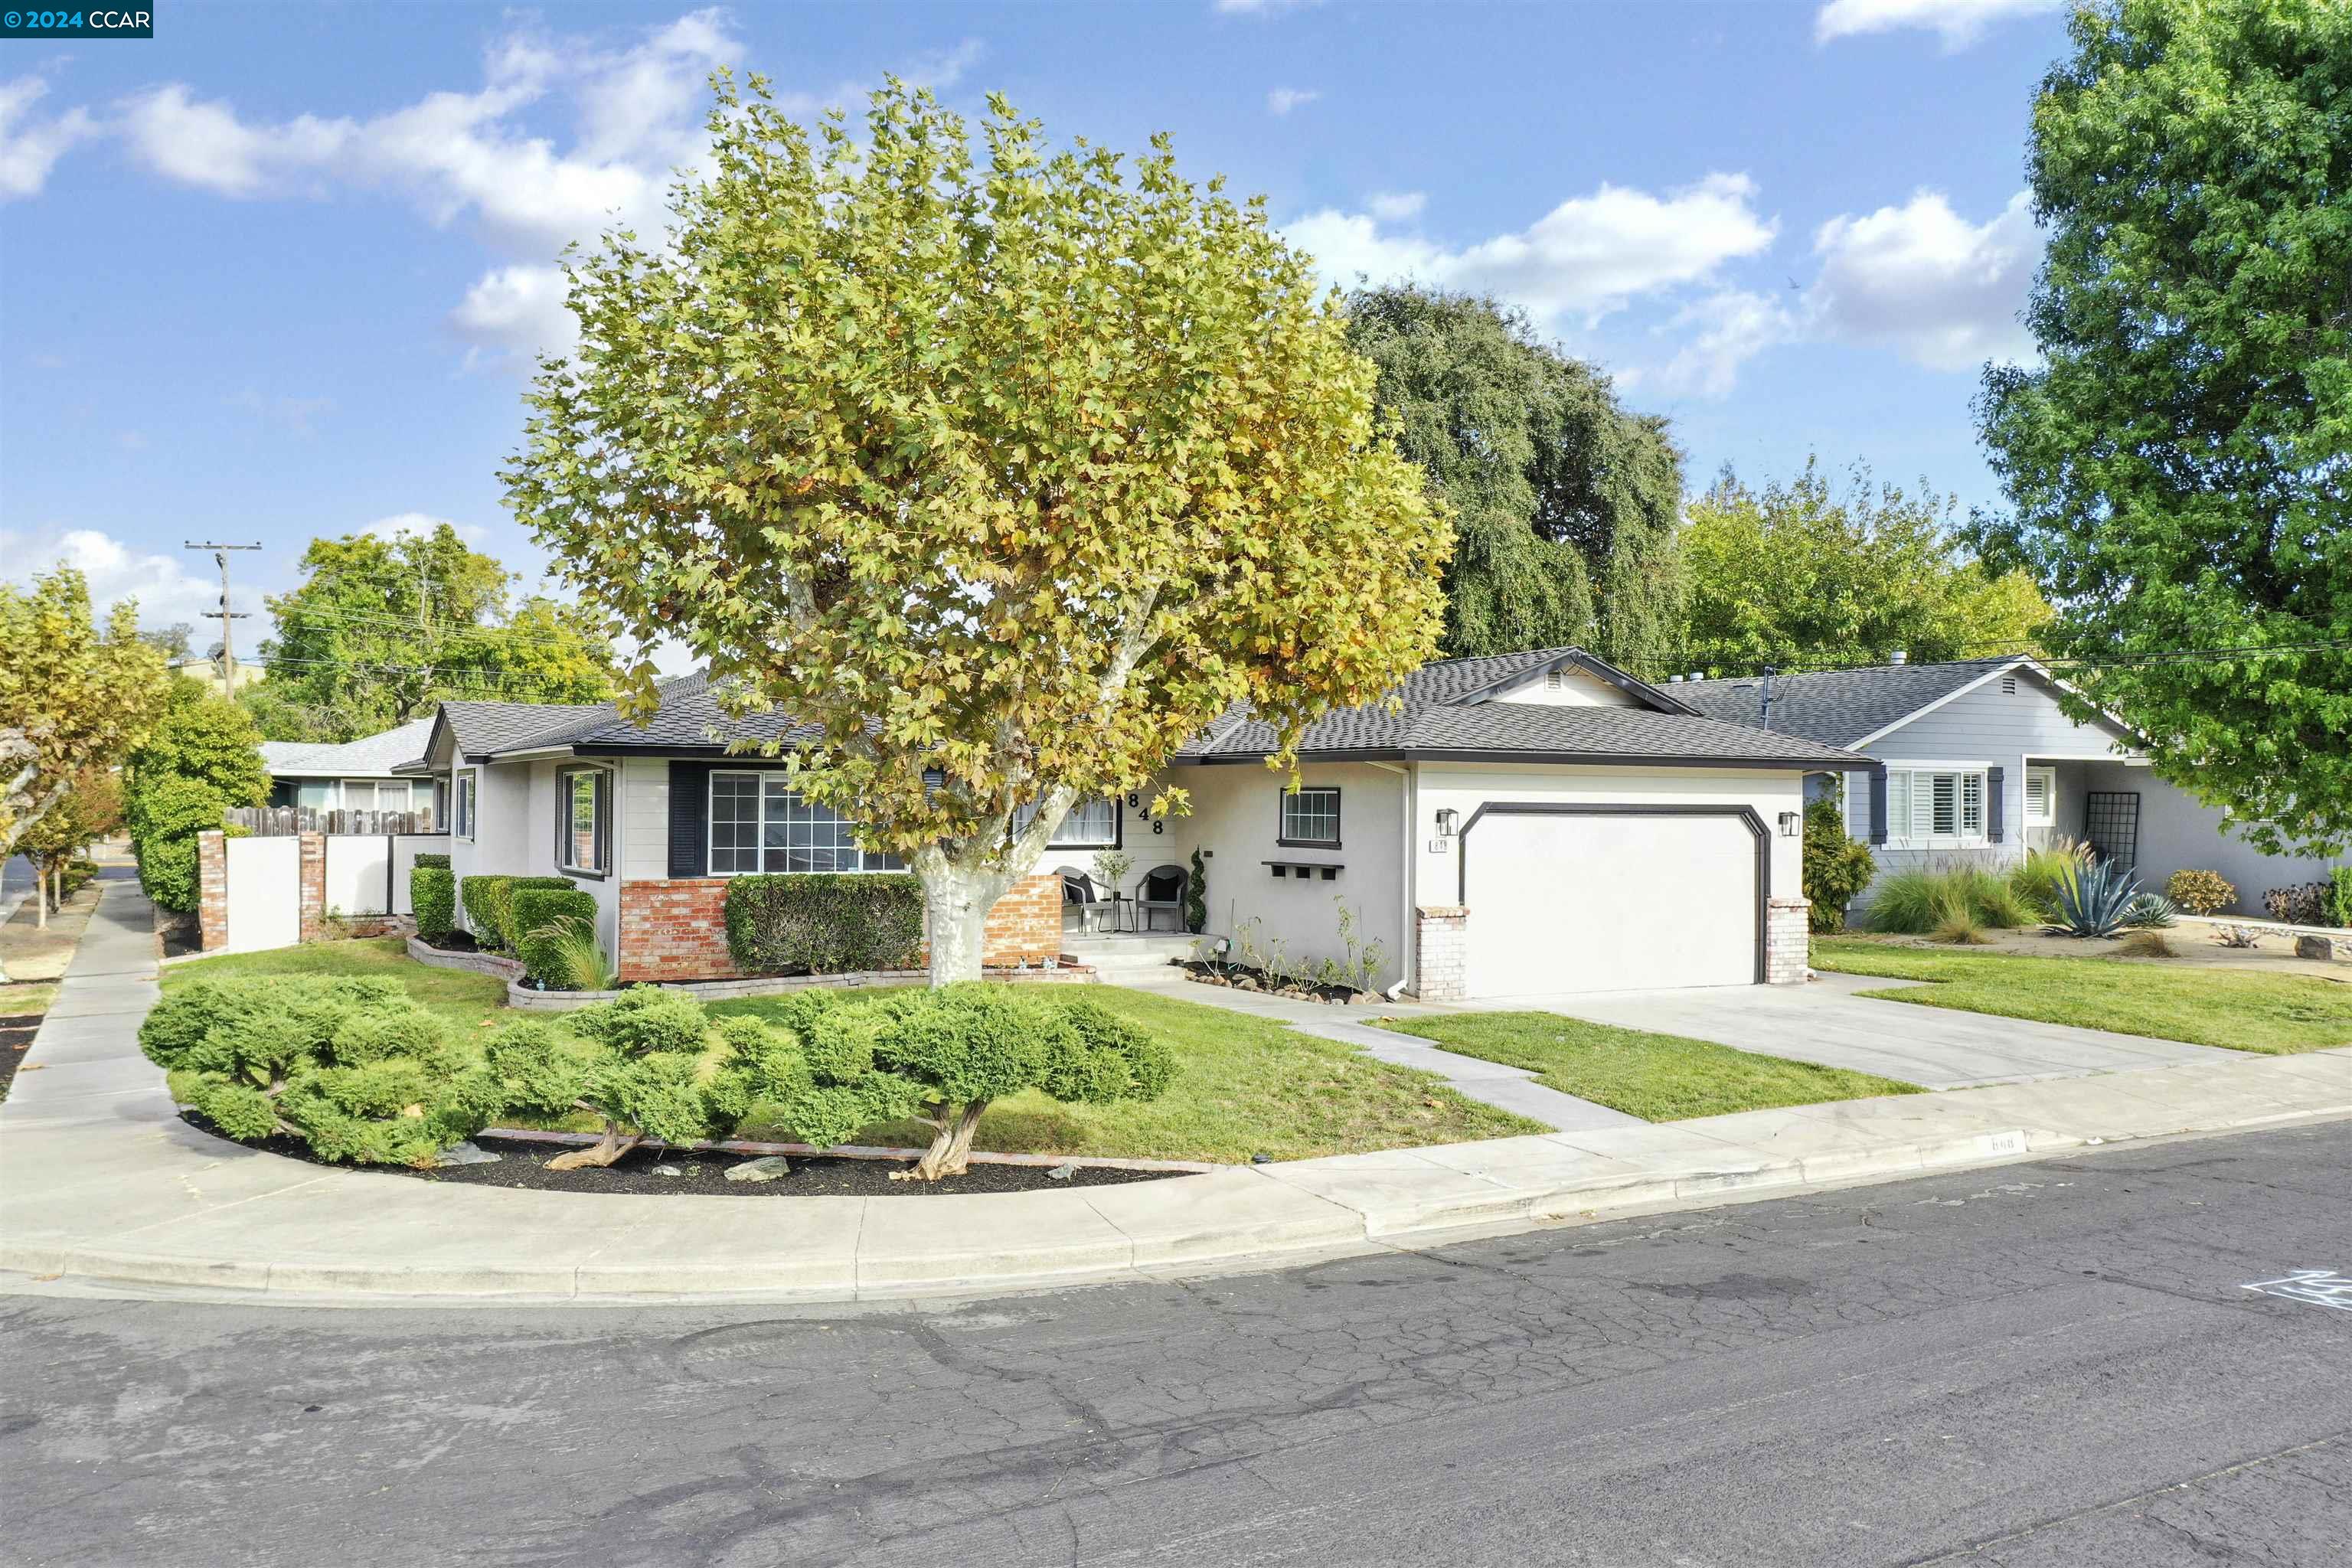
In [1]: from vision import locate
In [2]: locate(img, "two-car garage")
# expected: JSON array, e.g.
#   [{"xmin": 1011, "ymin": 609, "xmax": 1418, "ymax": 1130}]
[{"xmin": 1450, "ymin": 802, "xmax": 1769, "ymax": 999}]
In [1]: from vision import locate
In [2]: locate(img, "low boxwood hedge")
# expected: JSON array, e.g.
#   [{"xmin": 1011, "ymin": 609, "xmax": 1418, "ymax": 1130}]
[
  {"xmin": 723, "ymin": 872, "xmax": 925, "ymax": 975},
  {"xmin": 458, "ymin": 873, "xmax": 577, "ymax": 952},
  {"xmin": 411, "ymin": 865, "xmax": 457, "ymax": 942},
  {"xmin": 513, "ymin": 885, "xmax": 603, "ymax": 988},
  {"xmin": 413, "ymin": 852, "xmax": 451, "ymax": 871}
]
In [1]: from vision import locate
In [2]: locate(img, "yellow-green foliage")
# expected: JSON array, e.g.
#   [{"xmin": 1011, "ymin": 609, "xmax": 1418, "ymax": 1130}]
[{"xmin": 2164, "ymin": 868, "xmax": 2238, "ymax": 917}]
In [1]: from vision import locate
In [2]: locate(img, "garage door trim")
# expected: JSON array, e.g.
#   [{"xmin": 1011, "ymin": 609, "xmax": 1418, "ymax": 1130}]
[{"xmin": 1455, "ymin": 802, "xmax": 1770, "ymax": 985}]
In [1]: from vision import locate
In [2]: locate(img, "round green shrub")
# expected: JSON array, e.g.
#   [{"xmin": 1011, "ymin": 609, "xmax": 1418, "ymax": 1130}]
[
  {"xmin": 410, "ymin": 864, "xmax": 457, "ymax": 941},
  {"xmin": 569, "ymin": 987, "xmax": 710, "ymax": 1055}
]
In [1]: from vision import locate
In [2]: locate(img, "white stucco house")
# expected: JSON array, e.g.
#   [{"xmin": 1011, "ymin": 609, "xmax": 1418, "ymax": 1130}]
[
  {"xmin": 1675, "ymin": 654, "xmax": 2342, "ymax": 916},
  {"xmin": 397, "ymin": 648, "xmax": 1874, "ymax": 999},
  {"xmin": 262, "ymin": 718, "xmax": 446, "ymax": 819}
]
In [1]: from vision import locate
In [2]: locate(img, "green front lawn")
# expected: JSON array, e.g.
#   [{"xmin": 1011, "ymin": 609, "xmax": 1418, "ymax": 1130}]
[
  {"xmin": 1812, "ymin": 939, "xmax": 2352, "ymax": 1054},
  {"xmin": 1373, "ymin": 1012, "xmax": 1923, "ymax": 1122},
  {"xmin": 158, "ymin": 939, "xmax": 1544, "ymax": 1162}
]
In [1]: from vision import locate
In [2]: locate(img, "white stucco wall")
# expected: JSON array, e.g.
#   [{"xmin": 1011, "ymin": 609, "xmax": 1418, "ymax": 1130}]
[
  {"xmin": 2076, "ymin": 760, "xmax": 2341, "ymax": 916},
  {"xmin": 446, "ymin": 758, "xmax": 622, "ymax": 956}
]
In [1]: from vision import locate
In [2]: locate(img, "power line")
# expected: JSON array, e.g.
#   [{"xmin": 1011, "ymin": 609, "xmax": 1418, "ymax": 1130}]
[{"xmin": 184, "ymin": 541, "xmax": 261, "ymax": 686}]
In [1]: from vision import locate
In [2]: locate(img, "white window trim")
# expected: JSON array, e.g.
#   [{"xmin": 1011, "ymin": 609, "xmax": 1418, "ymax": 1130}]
[
  {"xmin": 556, "ymin": 765, "xmax": 611, "ymax": 878},
  {"xmin": 2024, "ymin": 765, "xmax": 2056, "ymax": 828},
  {"xmin": 1279, "ymin": 786, "xmax": 1343, "ymax": 849},
  {"xmin": 454, "ymin": 770, "xmax": 479, "ymax": 841},
  {"xmin": 707, "ymin": 770, "xmax": 902, "ymax": 877},
  {"xmin": 1881, "ymin": 764, "xmax": 1992, "ymax": 847},
  {"xmin": 1046, "ymin": 796, "xmax": 1122, "ymax": 851}
]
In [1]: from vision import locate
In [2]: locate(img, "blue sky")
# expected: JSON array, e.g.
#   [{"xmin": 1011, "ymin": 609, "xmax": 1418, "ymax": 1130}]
[{"xmin": 2, "ymin": 0, "xmax": 2073, "ymax": 658}]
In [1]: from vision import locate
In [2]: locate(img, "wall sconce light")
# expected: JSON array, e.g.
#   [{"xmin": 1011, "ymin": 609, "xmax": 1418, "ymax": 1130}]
[
  {"xmin": 1435, "ymin": 808, "xmax": 1460, "ymax": 838},
  {"xmin": 1779, "ymin": 811, "xmax": 1801, "ymax": 838}
]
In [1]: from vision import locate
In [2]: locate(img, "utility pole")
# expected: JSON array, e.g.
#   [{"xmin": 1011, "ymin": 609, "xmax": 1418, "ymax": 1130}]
[{"xmin": 185, "ymin": 541, "xmax": 262, "ymax": 690}]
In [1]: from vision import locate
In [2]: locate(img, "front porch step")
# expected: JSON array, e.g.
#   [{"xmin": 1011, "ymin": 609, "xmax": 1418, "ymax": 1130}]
[{"xmin": 1060, "ymin": 932, "xmax": 1204, "ymax": 978}]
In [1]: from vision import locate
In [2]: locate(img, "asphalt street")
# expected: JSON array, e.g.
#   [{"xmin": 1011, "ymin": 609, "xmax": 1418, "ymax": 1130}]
[{"xmin": 2, "ymin": 1120, "xmax": 2345, "ymax": 1567}]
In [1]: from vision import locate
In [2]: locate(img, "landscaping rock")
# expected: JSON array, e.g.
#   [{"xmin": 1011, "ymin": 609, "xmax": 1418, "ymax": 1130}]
[
  {"xmin": 433, "ymin": 1142, "xmax": 501, "ymax": 1168},
  {"xmin": 651, "ymin": 1163, "xmax": 685, "ymax": 1178},
  {"xmin": 1045, "ymin": 1161, "xmax": 1079, "ymax": 1181},
  {"xmin": 2295, "ymin": 933, "xmax": 2350, "ymax": 962},
  {"xmin": 724, "ymin": 1155, "xmax": 792, "ymax": 1183}
]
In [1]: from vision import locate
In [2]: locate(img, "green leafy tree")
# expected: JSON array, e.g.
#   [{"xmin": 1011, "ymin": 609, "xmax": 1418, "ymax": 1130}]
[
  {"xmin": 18, "ymin": 765, "xmax": 120, "ymax": 924},
  {"xmin": 1681, "ymin": 459, "xmax": 2049, "ymax": 675},
  {"xmin": 1342, "ymin": 286, "xmax": 1687, "ymax": 665},
  {"xmin": 126, "ymin": 680, "xmax": 271, "ymax": 913},
  {"xmin": 249, "ymin": 522, "xmax": 616, "ymax": 740},
  {"xmin": 1973, "ymin": 0, "xmax": 2352, "ymax": 855},
  {"xmin": 506, "ymin": 78, "xmax": 1448, "ymax": 985}
]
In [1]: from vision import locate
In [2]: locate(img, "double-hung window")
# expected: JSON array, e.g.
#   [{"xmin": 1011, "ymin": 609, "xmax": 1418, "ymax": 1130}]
[
  {"xmin": 453, "ymin": 772, "xmax": 478, "ymax": 840},
  {"xmin": 1277, "ymin": 786, "xmax": 1342, "ymax": 848},
  {"xmin": 1884, "ymin": 768, "xmax": 1987, "ymax": 842},
  {"xmin": 709, "ymin": 773, "xmax": 905, "ymax": 874},
  {"xmin": 557, "ymin": 766, "xmax": 609, "ymax": 876},
  {"xmin": 1045, "ymin": 797, "xmax": 1121, "ymax": 850}
]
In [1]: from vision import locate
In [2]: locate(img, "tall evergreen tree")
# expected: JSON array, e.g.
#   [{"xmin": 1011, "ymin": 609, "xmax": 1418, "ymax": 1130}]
[
  {"xmin": 1973, "ymin": 0, "xmax": 2352, "ymax": 854},
  {"xmin": 1344, "ymin": 286, "xmax": 1686, "ymax": 668}
]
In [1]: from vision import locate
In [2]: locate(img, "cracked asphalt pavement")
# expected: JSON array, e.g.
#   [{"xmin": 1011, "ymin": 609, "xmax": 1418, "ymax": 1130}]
[{"xmin": 3, "ymin": 1121, "xmax": 2346, "ymax": 1566}]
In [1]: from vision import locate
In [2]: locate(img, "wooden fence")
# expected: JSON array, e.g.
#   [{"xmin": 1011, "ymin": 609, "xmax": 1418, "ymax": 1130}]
[{"xmin": 224, "ymin": 805, "xmax": 439, "ymax": 838}]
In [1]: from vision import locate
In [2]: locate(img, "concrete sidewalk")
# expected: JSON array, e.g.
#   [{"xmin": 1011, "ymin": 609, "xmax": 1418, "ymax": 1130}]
[{"xmin": 4, "ymin": 886, "xmax": 2347, "ymax": 1305}]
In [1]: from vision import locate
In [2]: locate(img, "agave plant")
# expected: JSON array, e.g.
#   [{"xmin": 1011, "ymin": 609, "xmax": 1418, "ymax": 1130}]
[
  {"xmin": 2123, "ymin": 892, "xmax": 2177, "ymax": 929},
  {"xmin": 2045, "ymin": 857, "xmax": 2144, "ymax": 939}
]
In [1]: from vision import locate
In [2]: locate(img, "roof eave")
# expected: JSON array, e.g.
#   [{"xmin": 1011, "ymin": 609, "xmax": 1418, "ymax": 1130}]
[{"xmin": 1173, "ymin": 745, "xmax": 1873, "ymax": 772}]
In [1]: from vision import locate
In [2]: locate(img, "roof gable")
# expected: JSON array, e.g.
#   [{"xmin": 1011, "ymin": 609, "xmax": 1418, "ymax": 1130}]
[{"xmin": 1672, "ymin": 656, "xmax": 2139, "ymax": 750}]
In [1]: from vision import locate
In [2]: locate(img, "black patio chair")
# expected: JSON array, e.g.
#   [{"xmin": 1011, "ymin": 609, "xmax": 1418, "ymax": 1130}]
[
  {"xmin": 1059, "ymin": 867, "xmax": 1112, "ymax": 934},
  {"xmin": 1135, "ymin": 864, "xmax": 1188, "ymax": 933}
]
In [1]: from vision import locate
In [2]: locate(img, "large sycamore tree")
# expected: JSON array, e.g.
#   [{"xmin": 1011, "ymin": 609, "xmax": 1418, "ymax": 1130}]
[
  {"xmin": 507, "ymin": 78, "xmax": 1448, "ymax": 982},
  {"xmin": 1975, "ymin": 0, "xmax": 2352, "ymax": 854}
]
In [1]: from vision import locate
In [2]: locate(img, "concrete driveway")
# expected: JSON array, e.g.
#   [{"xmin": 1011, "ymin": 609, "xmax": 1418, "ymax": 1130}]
[{"xmin": 1459, "ymin": 971, "xmax": 2243, "ymax": 1089}]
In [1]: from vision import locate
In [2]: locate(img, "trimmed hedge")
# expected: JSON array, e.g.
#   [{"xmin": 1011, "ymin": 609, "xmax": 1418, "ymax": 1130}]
[
  {"xmin": 513, "ymin": 885, "xmax": 602, "ymax": 988},
  {"xmin": 458, "ymin": 873, "xmax": 577, "ymax": 952},
  {"xmin": 411, "ymin": 865, "xmax": 457, "ymax": 941},
  {"xmin": 413, "ymin": 852, "xmax": 451, "ymax": 871},
  {"xmin": 723, "ymin": 873, "xmax": 926, "ymax": 975},
  {"xmin": 130, "ymin": 775, "xmax": 231, "ymax": 913}
]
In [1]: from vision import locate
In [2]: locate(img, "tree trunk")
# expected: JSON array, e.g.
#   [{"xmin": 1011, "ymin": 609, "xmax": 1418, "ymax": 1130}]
[
  {"xmin": 920, "ymin": 859, "xmax": 1005, "ymax": 987},
  {"xmin": 547, "ymin": 1125, "xmax": 643, "ymax": 1171},
  {"xmin": 896, "ymin": 1099, "xmax": 988, "ymax": 1181}
]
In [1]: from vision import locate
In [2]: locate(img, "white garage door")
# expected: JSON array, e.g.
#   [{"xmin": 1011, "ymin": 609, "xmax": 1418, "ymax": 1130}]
[{"xmin": 1460, "ymin": 808, "xmax": 1759, "ymax": 998}]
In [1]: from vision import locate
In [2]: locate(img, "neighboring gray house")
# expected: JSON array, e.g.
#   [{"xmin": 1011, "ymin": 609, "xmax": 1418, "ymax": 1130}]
[
  {"xmin": 1676, "ymin": 655, "xmax": 2342, "ymax": 916},
  {"xmin": 261, "ymin": 718, "xmax": 446, "ymax": 819}
]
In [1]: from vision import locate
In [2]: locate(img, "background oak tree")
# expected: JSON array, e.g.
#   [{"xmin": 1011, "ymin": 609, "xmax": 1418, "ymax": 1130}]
[
  {"xmin": 1974, "ymin": 0, "xmax": 2352, "ymax": 854},
  {"xmin": 506, "ymin": 77, "xmax": 1449, "ymax": 983}
]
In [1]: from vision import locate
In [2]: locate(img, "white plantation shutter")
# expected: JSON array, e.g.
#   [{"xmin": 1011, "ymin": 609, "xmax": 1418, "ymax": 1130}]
[
  {"xmin": 2025, "ymin": 769, "xmax": 2053, "ymax": 824},
  {"xmin": 1887, "ymin": 769, "xmax": 1991, "ymax": 841}
]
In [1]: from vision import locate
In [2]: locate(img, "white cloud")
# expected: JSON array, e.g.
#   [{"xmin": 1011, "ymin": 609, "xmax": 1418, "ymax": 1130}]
[
  {"xmin": 449, "ymin": 263, "xmax": 578, "ymax": 363},
  {"xmin": 1285, "ymin": 172, "xmax": 1776, "ymax": 325},
  {"xmin": 1808, "ymin": 189, "xmax": 2038, "ymax": 370},
  {"xmin": 1367, "ymin": 191, "xmax": 1425, "ymax": 222},
  {"xmin": 0, "ymin": 75, "xmax": 97, "ymax": 200},
  {"xmin": 1815, "ymin": 0, "xmax": 2060, "ymax": 48},
  {"xmin": 362, "ymin": 511, "xmax": 488, "ymax": 546},
  {"xmin": 1647, "ymin": 290, "xmax": 1798, "ymax": 399},
  {"xmin": 0, "ymin": 528, "xmax": 227, "ymax": 636},
  {"xmin": 1266, "ymin": 87, "xmax": 1321, "ymax": 116}
]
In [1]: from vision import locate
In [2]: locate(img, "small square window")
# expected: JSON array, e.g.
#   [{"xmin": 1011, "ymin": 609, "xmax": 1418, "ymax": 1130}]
[{"xmin": 1278, "ymin": 787, "xmax": 1341, "ymax": 848}]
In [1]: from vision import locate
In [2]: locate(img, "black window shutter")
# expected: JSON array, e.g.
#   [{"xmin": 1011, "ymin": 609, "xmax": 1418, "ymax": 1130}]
[
  {"xmin": 1986, "ymin": 765, "xmax": 2005, "ymax": 844},
  {"xmin": 1867, "ymin": 766, "xmax": 1889, "ymax": 845},
  {"xmin": 668, "ymin": 762, "xmax": 713, "ymax": 878}
]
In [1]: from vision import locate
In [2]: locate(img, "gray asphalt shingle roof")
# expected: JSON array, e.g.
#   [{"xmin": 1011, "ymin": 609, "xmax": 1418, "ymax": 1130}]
[
  {"xmin": 258, "ymin": 718, "xmax": 439, "ymax": 777},
  {"xmin": 1671, "ymin": 657, "xmax": 2021, "ymax": 748},
  {"xmin": 431, "ymin": 648, "xmax": 1870, "ymax": 772}
]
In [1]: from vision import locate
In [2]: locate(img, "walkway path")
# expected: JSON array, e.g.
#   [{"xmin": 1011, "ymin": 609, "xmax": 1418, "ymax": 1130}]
[
  {"xmin": 1117, "ymin": 976, "xmax": 1638, "ymax": 1132},
  {"xmin": 1496, "ymin": 971, "xmax": 2239, "ymax": 1089},
  {"xmin": 5, "ymin": 880, "xmax": 2345, "ymax": 1305}
]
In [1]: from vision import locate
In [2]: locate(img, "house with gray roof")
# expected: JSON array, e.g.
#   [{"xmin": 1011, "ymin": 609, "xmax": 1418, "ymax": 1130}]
[
  {"xmin": 261, "ymin": 718, "xmax": 446, "ymax": 820},
  {"xmin": 1674, "ymin": 654, "xmax": 2341, "ymax": 916},
  {"xmin": 403, "ymin": 649, "xmax": 1876, "ymax": 998}
]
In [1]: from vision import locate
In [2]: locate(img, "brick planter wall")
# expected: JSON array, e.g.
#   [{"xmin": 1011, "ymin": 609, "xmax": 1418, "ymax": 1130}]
[
  {"xmin": 197, "ymin": 830, "xmax": 227, "ymax": 952},
  {"xmin": 297, "ymin": 832, "xmax": 325, "ymax": 944},
  {"xmin": 1765, "ymin": 894, "xmax": 1811, "ymax": 985},
  {"xmin": 616, "ymin": 871, "xmax": 1070, "ymax": 984},
  {"xmin": 1412, "ymin": 905, "xmax": 1468, "ymax": 1001}
]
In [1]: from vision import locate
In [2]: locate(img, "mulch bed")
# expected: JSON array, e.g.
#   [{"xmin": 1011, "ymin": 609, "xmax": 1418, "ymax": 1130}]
[
  {"xmin": 0, "ymin": 1013, "xmax": 39, "ymax": 1097},
  {"xmin": 420, "ymin": 931, "xmax": 483, "ymax": 953},
  {"xmin": 178, "ymin": 1112, "xmax": 1188, "ymax": 1197}
]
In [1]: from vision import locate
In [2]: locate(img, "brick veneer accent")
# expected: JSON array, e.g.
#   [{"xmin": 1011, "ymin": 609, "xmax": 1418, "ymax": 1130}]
[
  {"xmin": 297, "ymin": 831, "xmax": 326, "ymax": 944},
  {"xmin": 979, "ymin": 872, "xmax": 1064, "ymax": 969},
  {"xmin": 1412, "ymin": 905, "xmax": 1468, "ymax": 1001},
  {"xmin": 616, "ymin": 871, "xmax": 1070, "ymax": 984},
  {"xmin": 197, "ymin": 830, "xmax": 228, "ymax": 952},
  {"xmin": 1765, "ymin": 894, "xmax": 1811, "ymax": 985}
]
